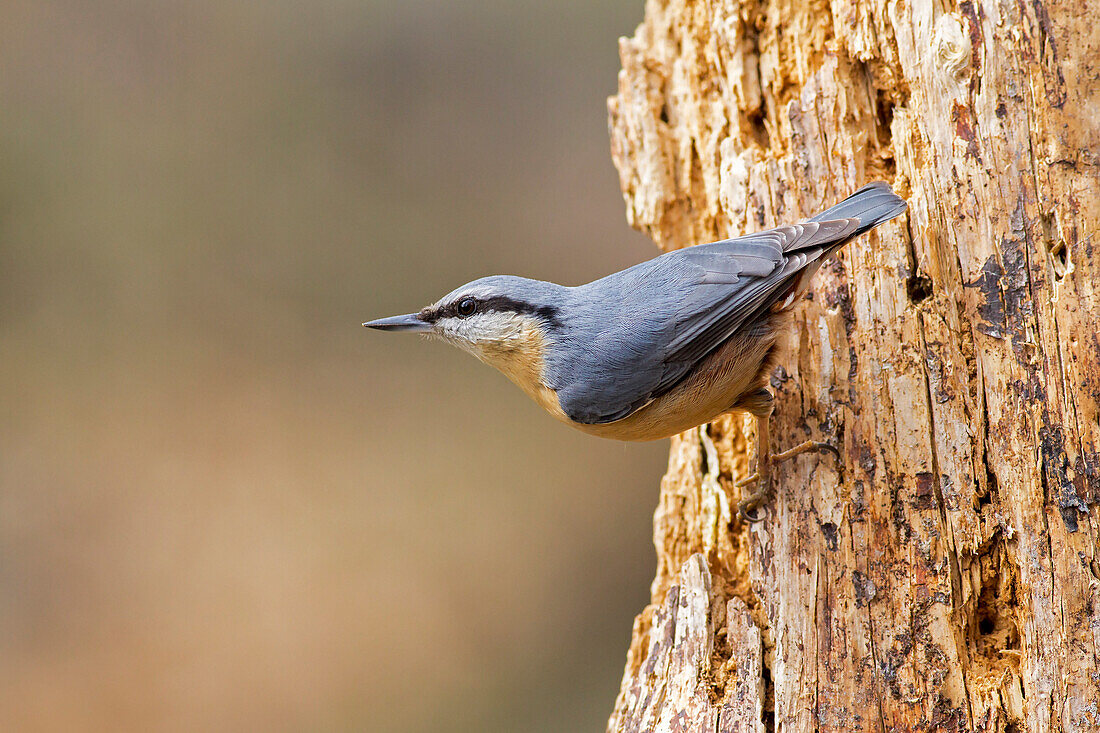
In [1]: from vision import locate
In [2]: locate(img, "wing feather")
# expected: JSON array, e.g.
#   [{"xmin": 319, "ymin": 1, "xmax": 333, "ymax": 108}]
[{"xmin": 551, "ymin": 183, "xmax": 906, "ymax": 425}]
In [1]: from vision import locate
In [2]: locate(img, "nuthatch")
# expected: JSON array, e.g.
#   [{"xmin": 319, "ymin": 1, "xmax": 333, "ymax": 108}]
[{"xmin": 365, "ymin": 182, "xmax": 906, "ymax": 519}]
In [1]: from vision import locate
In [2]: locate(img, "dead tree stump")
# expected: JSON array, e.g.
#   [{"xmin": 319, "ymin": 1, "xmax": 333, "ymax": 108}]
[{"xmin": 605, "ymin": 0, "xmax": 1100, "ymax": 730}]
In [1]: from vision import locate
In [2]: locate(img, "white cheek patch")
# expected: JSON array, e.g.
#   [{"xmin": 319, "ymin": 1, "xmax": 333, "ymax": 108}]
[{"xmin": 438, "ymin": 311, "xmax": 533, "ymax": 351}]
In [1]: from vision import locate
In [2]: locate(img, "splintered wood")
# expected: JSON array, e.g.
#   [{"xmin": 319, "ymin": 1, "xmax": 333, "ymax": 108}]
[{"xmin": 606, "ymin": 0, "xmax": 1100, "ymax": 731}]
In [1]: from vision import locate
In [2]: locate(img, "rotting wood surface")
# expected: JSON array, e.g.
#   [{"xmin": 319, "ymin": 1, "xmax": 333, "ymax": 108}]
[{"xmin": 605, "ymin": 0, "xmax": 1100, "ymax": 731}]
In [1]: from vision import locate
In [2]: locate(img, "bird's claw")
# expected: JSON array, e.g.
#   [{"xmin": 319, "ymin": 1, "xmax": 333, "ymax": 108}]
[
  {"xmin": 736, "ymin": 439, "xmax": 839, "ymax": 523},
  {"xmin": 734, "ymin": 473, "xmax": 758, "ymax": 489},
  {"xmin": 736, "ymin": 473, "xmax": 772, "ymax": 524}
]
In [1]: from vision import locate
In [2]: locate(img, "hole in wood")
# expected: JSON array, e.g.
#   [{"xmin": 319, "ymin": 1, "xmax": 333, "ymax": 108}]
[
  {"xmin": 972, "ymin": 544, "xmax": 1021, "ymax": 674},
  {"xmin": 906, "ymin": 273, "xmax": 934, "ymax": 303},
  {"xmin": 1049, "ymin": 239, "xmax": 1068, "ymax": 279}
]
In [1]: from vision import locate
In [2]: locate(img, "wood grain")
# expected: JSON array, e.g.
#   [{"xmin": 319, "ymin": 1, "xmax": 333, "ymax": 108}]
[{"xmin": 606, "ymin": 0, "xmax": 1100, "ymax": 730}]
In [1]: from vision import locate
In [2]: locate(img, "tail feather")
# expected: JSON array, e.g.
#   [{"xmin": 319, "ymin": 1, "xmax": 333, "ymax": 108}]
[
  {"xmin": 809, "ymin": 181, "xmax": 907, "ymax": 236},
  {"xmin": 771, "ymin": 182, "xmax": 907, "ymax": 308}
]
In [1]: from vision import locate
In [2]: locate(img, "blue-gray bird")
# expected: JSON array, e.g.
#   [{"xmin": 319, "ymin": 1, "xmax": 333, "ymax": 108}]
[{"xmin": 365, "ymin": 182, "xmax": 906, "ymax": 517}]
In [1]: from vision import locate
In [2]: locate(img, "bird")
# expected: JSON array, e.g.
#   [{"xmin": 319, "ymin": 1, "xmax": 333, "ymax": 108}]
[{"xmin": 364, "ymin": 182, "xmax": 907, "ymax": 519}]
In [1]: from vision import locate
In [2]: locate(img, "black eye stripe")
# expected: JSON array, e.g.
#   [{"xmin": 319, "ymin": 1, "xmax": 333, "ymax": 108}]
[{"xmin": 419, "ymin": 296, "xmax": 560, "ymax": 327}]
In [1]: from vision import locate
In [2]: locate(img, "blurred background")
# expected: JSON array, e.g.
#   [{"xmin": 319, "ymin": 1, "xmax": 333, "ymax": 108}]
[{"xmin": 0, "ymin": 1, "xmax": 670, "ymax": 731}]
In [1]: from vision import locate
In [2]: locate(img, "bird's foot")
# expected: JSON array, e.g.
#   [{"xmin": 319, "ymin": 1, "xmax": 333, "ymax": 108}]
[
  {"xmin": 735, "ymin": 440, "xmax": 840, "ymax": 523},
  {"xmin": 773, "ymin": 440, "xmax": 839, "ymax": 463},
  {"xmin": 736, "ymin": 473, "xmax": 771, "ymax": 524}
]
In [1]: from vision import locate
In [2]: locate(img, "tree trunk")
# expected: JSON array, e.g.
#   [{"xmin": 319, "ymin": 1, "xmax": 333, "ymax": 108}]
[{"xmin": 604, "ymin": 0, "xmax": 1100, "ymax": 731}]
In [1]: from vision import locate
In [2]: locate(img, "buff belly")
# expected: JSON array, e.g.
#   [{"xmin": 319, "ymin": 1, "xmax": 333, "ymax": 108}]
[
  {"xmin": 473, "ymin": 316, "xmax": 782, "ymax": 442},
  {"xmin": 564, "ymin": 329, "xmax": 779, "ymax": 442}
]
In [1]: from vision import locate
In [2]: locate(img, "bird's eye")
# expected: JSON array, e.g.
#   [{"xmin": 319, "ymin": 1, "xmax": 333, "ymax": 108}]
[{"xmin": 455, "ymin": 297, "xmax": 478, "ymax": 317}]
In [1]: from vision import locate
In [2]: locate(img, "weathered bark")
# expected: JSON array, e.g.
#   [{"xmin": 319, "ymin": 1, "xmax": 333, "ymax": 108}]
[{"xmin": 605, "ymin": 0, "xmax": 1100, "ymax": 731}]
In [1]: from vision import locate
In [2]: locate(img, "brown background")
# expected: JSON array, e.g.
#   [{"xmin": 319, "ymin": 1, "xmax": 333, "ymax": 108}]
[{"xmin": 0, "ymin": 1, "xmax": 667, "ymax": 731}]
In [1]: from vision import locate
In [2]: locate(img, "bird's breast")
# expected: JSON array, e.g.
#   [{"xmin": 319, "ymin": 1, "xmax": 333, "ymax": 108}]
[{"xmin": 473, "ymin": 326, "xmax": 571, "ymax": 423}]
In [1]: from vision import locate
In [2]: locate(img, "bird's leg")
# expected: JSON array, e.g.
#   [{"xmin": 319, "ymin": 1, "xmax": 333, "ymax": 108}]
[
  {"xmin": 736, "ymin": 410, "xmax": 772, "ymax": 522},
  {"xmin": 733, "ymin": 389, "xmax": 774, "ymax": 523},
  {"xmin": 734, "ymin": 389, "xmax": 840, "ymax": 522}
]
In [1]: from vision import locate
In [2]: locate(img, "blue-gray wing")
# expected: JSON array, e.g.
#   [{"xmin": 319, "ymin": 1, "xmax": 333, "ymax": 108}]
[{"xmin": 550, "ymin": 182, "xmax": 906, "ymax": 425}]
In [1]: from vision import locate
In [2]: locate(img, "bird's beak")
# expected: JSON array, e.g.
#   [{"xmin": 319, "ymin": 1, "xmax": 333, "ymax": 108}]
[{"xmin": 362, "ymin": 313, "xmax": 432, "ymax": 333}]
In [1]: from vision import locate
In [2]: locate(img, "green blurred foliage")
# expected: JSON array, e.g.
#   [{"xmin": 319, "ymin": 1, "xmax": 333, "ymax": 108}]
[{"xmin": 0, "ymin": 1, "xmax": 670, "ymax": 731}]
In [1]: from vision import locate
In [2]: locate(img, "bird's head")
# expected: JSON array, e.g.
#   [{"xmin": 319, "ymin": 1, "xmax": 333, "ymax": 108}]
[{"xmin": 364, "ymin": 276, "xmax": 564, "ymax": 367}]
